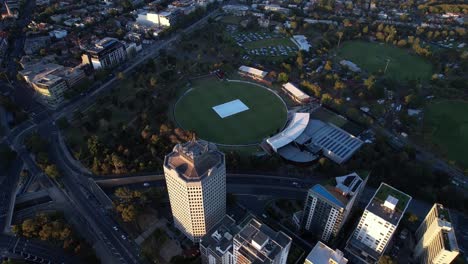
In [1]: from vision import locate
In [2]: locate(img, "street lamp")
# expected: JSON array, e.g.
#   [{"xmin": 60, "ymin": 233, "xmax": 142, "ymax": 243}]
[{"xmin": 384, "ymin": 58, "xmax": 391, "ymax": 74}]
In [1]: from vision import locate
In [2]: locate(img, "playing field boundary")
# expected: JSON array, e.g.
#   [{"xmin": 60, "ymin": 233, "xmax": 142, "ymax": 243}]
[{"xmin": 173, "ymin": 78, "xmax": 289, "ymax": 147}]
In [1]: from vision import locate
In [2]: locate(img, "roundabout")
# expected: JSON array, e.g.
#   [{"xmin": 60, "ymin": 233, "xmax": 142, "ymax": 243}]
[{"xmin": 174, "ymin": 78, "xmax": 288, "ymax": 145}]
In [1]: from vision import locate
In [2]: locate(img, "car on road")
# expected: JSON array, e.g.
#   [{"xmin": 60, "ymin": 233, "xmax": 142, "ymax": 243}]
[
  {"xmin": 113, "ymin": 226, "xmax": 118, "ymax": 231},
  {"xmin": 121, "ymin": 235, "xmax": 126, "ymax": 240},
  {"xmin": 143, "ymin": 182, "xmax": 150, "ymax": 187}
]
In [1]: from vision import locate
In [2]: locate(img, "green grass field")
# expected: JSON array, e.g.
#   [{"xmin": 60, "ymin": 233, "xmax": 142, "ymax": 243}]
[
  {"xmin": 175, "ymin": 78, "xmax": 287, "ymax": 145},
  {"xmin": 337, "ymin": 41, "xmax": 433, "ymax": 81},
  {"xmin": 424, "ymin": 100, "xmax": 468, "ymax": 169},
  {"xmin": 243, "ymin": 38, "xmax": 295, "ymax": 49}
]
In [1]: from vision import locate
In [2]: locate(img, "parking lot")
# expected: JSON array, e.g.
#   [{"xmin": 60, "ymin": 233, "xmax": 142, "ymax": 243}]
[{"xmin": 226, "ymin": 25, "xmax": 298, "ymax": 58}]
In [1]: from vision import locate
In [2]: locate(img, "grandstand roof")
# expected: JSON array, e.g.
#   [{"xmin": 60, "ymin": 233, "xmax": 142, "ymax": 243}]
[
  {"xmin": 238, "ymin": 65, "xmax": 268, "ymax": 79},
  {"xmin": 282, "ymin": 82, "xmax": 310, "ymax": 101},
  {"xmin": 266, "ymin": 113, "xmax": 309, "ymax": 152}
]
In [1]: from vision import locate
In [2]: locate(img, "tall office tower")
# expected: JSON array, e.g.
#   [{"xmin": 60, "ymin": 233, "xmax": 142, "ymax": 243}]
[
  {"xmin": 233, "ymin": 217, "xmax": 292, "ymax": 264},
  {"xmin": 200, "ymin": 215, "xmax": 240, "ymax": 264},
  {"xmin": 414, "ymin": 204, "xmax": 459, "ymax": 264},
  {"xmin": 345, "ymin": 183, "xmax": 411, "ymax": 264},
  {"xmin": 304, "ymin": 241, "xmax": 348, "ymax": 264},
  {"xmin": 164, "ymin": 140, "xmax": 226, "ymax": 242},
  {"xmin": 301, "ymin": 172, "xmax": 367, "ymax": 243}
]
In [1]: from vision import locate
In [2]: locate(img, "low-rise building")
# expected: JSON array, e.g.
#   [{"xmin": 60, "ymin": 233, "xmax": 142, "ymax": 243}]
[
  {"xmin": 304, "ymin": 241, "xmax": 348, "ymax": 264},
  {"xmin": 19, "ymin": 63, "xmax": 85, "ymax": 108},
  {"xmin": 291, "ymin": 35, "xmax": 311, "ymax": 52},
  {"xmin": 222, "ymin": 5, "xmax": 249, "ymax": 16},
  {"xmin": 238, "ymin": 65, "xmax": 268, "ymax": 82},
  {"xmin": 282, "ymin": 82, "xmax": 310, "ymax": 104},
  {"xmin": 82, "ymin": 37, "xmax": 127, "ymax": 70},
  {"xmin": 49, "ymin": 29, "xmax": 68, "ymax": 39}
]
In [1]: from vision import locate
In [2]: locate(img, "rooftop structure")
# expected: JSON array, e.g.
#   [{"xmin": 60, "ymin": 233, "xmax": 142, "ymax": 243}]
[
  {"xmin": 233, "ymin": 217, "xmax": 291, "ymax": 264},
  {"xmin": 222, "ymin": 4, "xmax": 249, "ymax": 16},
  {"xmin": 340, "ymin": 60, "xmax": 361, "ymax": 73},
  {"xmin": 165, "ymin": 140, "xmax": 224, "ymax": 181},
  {"xmin": 414, "ymin": 204, "xmax": 459, "ymax": 264},
  {"xmin": 304, "ymin": 241, "xmax": 348, "ymax": 264},
  {"xmin": 345, "ymin": 183, "xmax": 411, "ymax": 264},
  {"xmin": 266, "ymin": 113, "xmax": 309, "ymax": 152},
  {"xmin": 269, "ymin": 112, "xmax": 363, "ymax": 164}
]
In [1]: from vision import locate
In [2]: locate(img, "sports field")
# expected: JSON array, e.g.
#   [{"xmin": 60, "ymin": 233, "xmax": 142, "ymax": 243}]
[
  {"xmin": 337, "ymin": 41, "xmax": 432, "ymax": 81},
  {"xmin": 424, "ymin": 100, "xmax": 468, "ymax": 168},
  {"xmin": 175, "ymin": 78, "xmax": 287, "ymax": 145}
]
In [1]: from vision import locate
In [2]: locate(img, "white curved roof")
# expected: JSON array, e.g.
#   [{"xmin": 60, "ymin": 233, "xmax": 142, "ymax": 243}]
[{"xmin": 267, "ymin": 113, "xmax": 310, "ymax": 152}]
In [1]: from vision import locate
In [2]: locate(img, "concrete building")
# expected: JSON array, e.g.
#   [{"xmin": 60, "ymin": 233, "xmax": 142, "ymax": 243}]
[
  {"xmin": 19, "ymin": 63, "xmax": 85, "ymax": 109},
  {"xmin": 200, "ymin": 215, "xmax": 240, "ymax": 264},
  {"xmin": 304, "ymin": 241, "xmax": 348, "ymax": 264},
  {"xmin": 345, "ymin": 183, "xmax": 412, "ymax": 264},
  {"xmin": 164, "ymin": 140, "xmax": 226, "ymax": 242},
  {"xmin": 414, "ymin": 204, "xmax": 459, "ymax": 264},
  {"xmin": 82, "ymin": 37, "xmax": 126, "ymax": 70},
  {"xmin": 233, "ymin": 217, "xmax": 291, "ymax": 264},
  {"xmin": 300, "ymin": 172, "xmax": 367, "ymax": 243}
]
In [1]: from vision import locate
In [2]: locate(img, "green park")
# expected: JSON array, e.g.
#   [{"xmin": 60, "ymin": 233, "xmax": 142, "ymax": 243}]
[
  {"xmin": 336, "ymin": 41, "xmax": 433, "ymax": 81},
  {"xmin": 424, "ymin": 100, "xmax": 468, "ymax": 169}
]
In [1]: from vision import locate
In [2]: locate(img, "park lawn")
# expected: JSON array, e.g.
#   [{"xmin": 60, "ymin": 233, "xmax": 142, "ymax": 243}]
[
  {"xmin": 337, "ymin": 41, "xmax": 433, "ymax": 81},
  {"xmin": 424, "ymin": 100, "xmax": 468, "ymax": 169},
  {"xmin": 243, "ymin": 37, "xmax": 295, "ymax": 49},
  {"xmin": 175, "ymin": 78, "xmax": 287, "ymax": 145}
]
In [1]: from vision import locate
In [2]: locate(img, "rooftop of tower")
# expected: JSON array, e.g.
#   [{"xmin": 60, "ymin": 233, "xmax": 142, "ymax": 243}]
[{"xmin": 164, "ymin": 140, "xmax": 224, "ymax": 181}]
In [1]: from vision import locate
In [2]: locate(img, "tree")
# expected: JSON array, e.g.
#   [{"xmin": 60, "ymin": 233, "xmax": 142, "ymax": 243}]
[
  {"xmin": 334, "ymin": 80, "xmax": 345, "ymax": 91},
  {"xmin": 277, "ymin": 72, "xmax": 289, "ymax": 83},
  {"xmin": 45, "ymin": 164, "xmax": 60, "ymax": 179},
  {"xmin": 364, "ymin": 75, "xmax": 376, "ymax": 90},
  {"xmin": 378, "ymin": 255, "xmax": 396, "ymax": 264},
  {"xmin": 150, "ymin": 77, "xmax": 157, "ymax": 88},
  {"xmin": 324, "ymin": 60, "xmax": 332, "ymax": 71},
  {"xmin": 321, "ymin": 93, "xmax": 333, "ymax": 104},
  {"xmin": 117, "ymin": 72, "xmax": 125, "ymax": 80}
]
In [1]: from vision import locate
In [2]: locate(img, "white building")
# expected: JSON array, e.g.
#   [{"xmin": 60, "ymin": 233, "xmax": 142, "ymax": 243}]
[
  {"xmin": 82, "ymin": 38, "xmax": 127, "ymax": 70},
  {"xmin": 233, "ymin": 217, "xmax": 291, "ymax": 264},
  {"xmin": 414, "ymin": 204, "xmax": 459, "ymax": 264},
  {"xmin": 282, "ymin": 82, "xmax": 310, "ymax": 104},
  {"xmin": 136, "ymin": 11, "xmax": 175, "ymax": 27},
  {"xmin": 222, "ymin": 4, "xmax": 249, "ymax": 16},
  {"xmin": 304, "ymin": 241, "xmax": 348, "ymax": 264},
  {"xmin": 345, "ymin": 183, "xmax": 412, "ymax": 264},
  {"xmin": 301, "ymin": 172, "xmax": 367, "ymax": 243},
  {"xmin": 291, "ymin": 35, "xmax": 311, "ymax": 52},
  {"xmin": 49, "ymin": 29, "xmax": 68, "ymax": 39},
  {"xmin": 200, "ymin": 215, "xmax": 240, "ymax": 264},
  {"xmin": 238, "ymin": 65, "xmax": 269, "ymax": 83},
  {"xmin": 164, "ymin": 140, "xmax": 226, "ymax": 242}
]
